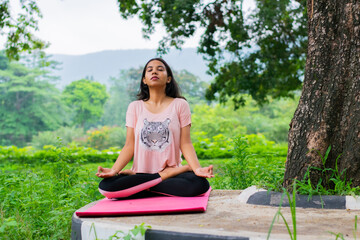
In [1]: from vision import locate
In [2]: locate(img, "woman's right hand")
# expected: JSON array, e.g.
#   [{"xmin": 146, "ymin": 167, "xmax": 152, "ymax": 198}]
[{"xmin": 96, "ymin": 166, "xmax": 117, "ymax": 178}]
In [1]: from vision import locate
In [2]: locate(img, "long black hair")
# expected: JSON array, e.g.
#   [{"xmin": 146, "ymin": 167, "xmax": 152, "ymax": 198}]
[{"xmin": 137, "ymin": 58, "xmax": 185, "ymax": 101}]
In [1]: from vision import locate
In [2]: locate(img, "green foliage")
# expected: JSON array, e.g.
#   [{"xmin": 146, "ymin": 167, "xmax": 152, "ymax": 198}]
[
  {"xmin": 191, "ymin": 103, "xmax": 247, "ymax": 139},
  {"xmin": 192, "ymin": 133, "xmax": 235, "ymax": 159},
  {"xmin": 89, "ymin": 222, "xmax": 151, "ymax": 240},
  {"xmin": 62, "ymin": 79, "xmax": 109, "ymax": 128},
  {"xmin": 0, "ymin": 145, "xmax": 120, "ymax": 164},
  {"xmin": 0, "ymin": 53, "xmax": 66, "ymax": 146},
  {"xmin": 86, "ymin": 126, "xmax": 127, "ymax": 150},
  {"xmin": 0, "ymin": 1, "xmax": 47, "ymax": 60},
  {"xmin": 191, "ymin": 95, "xmax": 298, "ymax": 143},
  {"xmin": 238, "ymin": 96, "xmax": 298, "ymax": 142},
  {"xmin": 190, "ymin": 95, "xmax": 297, "ymax": 163},
  {"xmin": 0, "ymin": 158, "xmax": 102, "ymax": 239},
  {"xmin": 173, "ymin": 69, "xmax": 208, "ymax": 100},
  {"xmin": 211, "ymin": 134, "xmax": 287, "ymax": 190},
  {"xmin": 220, "ymin": 136, "xmax": 252, "ymax": 189},
  {"xmin": 117, "ymin": 0, "xmax": 307, "ymax": 106},
  {"xmin": 295, "ymin": 146, "xmax": 360, "ymax": 197},
  {"xmin": 31, "ymin": 126, "xmax": 85, "ymax": 149}
]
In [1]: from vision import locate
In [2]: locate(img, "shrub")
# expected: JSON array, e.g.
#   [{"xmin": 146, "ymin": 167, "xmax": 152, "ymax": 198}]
[
  {"xmin": 86, "ymin": 126, "xmax": 126, "ymax": 150},
  {"xmin": 0, "ymin": 160, "xmax": 102, "ymax": 239},
  {"xmin": 0, "ymin": 145, "xmax": 121, "ymax": 164},
  {"xmin": 192, "ymin": 132, "xmax": 234, "ymax": 159},
  {"xmin": 31, "ymin": 126, "xmax": 85, "ymax": 149},
  {"xmin": 31, "ymin": 131, "xmax": 61, "ymax": 149},
  {"xmin": 212, "ymin": 134, "xmax": 287, "ymax": 191}
]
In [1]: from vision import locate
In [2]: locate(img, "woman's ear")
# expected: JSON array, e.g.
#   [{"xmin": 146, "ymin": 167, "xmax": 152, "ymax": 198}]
[
  {"xmin": 167, "ymin": 76, "xmax": 171, "ymax": 83},
  {"xmin": 143, "ymin": 77, "xmax": 147, "ymax": 85}
]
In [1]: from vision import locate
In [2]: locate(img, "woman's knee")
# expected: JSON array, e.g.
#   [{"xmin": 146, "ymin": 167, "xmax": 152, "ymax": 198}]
[
  {"xmin": 98, "ymin": 176, "xmax": 118, "ymax": 191},
  {"xmin": 150, "ymin": 172, "xmax": 210, "ymax": 197}
]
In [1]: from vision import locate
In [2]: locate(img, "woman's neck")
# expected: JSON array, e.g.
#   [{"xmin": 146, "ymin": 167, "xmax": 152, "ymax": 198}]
[{"xmin": 147, "ymin": 89, "xmax": 169, "ymax": 105}]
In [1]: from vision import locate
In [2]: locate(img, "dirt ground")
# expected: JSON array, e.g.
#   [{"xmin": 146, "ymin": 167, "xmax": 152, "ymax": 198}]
[{"xmin": 76, "ymin": 190, "xmax": 360, "ymax": 239}]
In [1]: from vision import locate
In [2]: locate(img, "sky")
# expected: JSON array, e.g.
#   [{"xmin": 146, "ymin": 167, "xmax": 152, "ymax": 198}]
[{"xmin": 1, "ymin": 0, "xmax": 255, "ymax": 55}]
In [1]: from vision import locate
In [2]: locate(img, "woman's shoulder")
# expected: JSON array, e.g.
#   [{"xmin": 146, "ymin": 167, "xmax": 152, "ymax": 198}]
[
  {"xmin": 128, "ymin": 100, "xmax": 143, "ymax": 107},
  {"xmin": 127, "ymin": 100, "xmax": 143, "ymax": 112},
  {"xmin": 173, "ymin": 97, "xmax": 188, "ymax": 105},
  {"xmin": 173, "ymin": 97, "xmax": 190, "ymax": 113}
]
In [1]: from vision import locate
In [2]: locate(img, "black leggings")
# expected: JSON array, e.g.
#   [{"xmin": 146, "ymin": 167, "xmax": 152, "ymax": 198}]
[{"xmin": 98, "ymin": 171, "xmax": 210, "ymax": 199}]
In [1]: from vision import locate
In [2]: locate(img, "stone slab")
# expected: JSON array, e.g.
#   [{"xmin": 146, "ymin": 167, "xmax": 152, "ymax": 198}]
[{"xmin": 72, "ymin": 190, "xmax": 360, "ymax": 240}]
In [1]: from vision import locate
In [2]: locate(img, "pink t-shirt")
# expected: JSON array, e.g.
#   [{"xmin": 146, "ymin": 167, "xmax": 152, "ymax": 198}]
[{"xmin": 125, "ymin": 98, "xmax": 191, "ymax": 173}]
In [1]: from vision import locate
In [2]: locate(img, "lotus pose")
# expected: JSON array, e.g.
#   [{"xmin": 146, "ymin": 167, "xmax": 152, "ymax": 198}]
[{"xmin": 96, "ymin": 58, "xmax": 214, "ymax": 198}]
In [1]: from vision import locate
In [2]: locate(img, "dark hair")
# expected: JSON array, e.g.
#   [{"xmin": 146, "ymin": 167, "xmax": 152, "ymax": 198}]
[{"xmin": 137, "ymin": 58, "xmax": 185, "ymax": 101}]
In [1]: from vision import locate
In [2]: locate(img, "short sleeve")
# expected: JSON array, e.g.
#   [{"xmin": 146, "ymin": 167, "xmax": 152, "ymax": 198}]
[
  {"xmin": 125, "ymin": 101, "xmax": 137, "ymax": 128},
  {"xmin": 179, "ymin": 99, "xmax": 191, "ymax": 128}
]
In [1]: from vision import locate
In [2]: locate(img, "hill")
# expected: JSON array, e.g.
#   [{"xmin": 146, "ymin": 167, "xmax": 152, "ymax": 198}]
[{"xmin": 50, "ymin": 48, "xmax": 212, "ymax": 88}]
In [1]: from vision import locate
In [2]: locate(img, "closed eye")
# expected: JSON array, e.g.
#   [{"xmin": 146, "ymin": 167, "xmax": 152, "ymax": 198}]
[{"xmin": 147, "ymin": 66, "xmax": 164, "ymax": 72}]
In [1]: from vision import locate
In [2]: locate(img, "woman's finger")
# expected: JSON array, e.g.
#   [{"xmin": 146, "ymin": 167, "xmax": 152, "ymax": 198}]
[{"xmin": 208, "ymin": 165, "xmax": 213, "ymax": 175}]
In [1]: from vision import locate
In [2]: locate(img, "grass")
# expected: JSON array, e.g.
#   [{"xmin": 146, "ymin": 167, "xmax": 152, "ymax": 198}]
[
  {"xmin": 267, "ymin": 183, "xmax": 297, "ymax": 240},
  {"xmin": 296, "ymin": 146, "xmax": 360, "ymax": 197},
  {"xmin": 0, "ymin": 161, "xmax": 102, "ymax": 239},
  {"xmin": 89, "ymin": 222, "xmax": 150, "ymax": 240},
  {"xmin": 205, "ymin": 138, "xmax": 287, "ymax": 191},
  {"xmin": 266, "ymin": 182, "xmax": 359, "ymax": 240},
  {"xmin": 1, "ymin": 141, "xmax": 358, "ymax": 239},
  {"xmin": 0, "ymin": 157, "xmax": 230, "ymax": 239}
]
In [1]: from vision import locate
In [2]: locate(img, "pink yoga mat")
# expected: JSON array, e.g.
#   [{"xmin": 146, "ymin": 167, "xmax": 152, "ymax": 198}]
[{"xmin": 76, "ymin": 188, "xmax": 211, "ymax": 217}]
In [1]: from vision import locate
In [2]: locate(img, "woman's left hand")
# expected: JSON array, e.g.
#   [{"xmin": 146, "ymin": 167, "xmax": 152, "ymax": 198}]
[{"xmin": 194, "ymin": 165, "xmax": 214, "ymax": 178}]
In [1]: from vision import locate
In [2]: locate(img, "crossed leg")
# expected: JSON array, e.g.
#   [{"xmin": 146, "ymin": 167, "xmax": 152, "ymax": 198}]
[{"xmin": 98, "ymin": 166, "xmax": 210, "ymax": 199}]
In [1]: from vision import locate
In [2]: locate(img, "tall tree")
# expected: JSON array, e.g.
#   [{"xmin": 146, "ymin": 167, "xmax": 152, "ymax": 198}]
[
  {"xmin": 283, "ymin": 1, "xmax": 360, "ymax": 188},
  {"xmin": 117, "ymin": 0, "xmax": 360, "ymax": 189},
  {"xmin": 174, "ymin": 69, "xmax": 208, "ymax": 100},
  {"xmin": 117, "ymin": 0, "xmax": 307, "ymax": 107},
  {"xmin": 62, "ymin": 79, "xmax": 109, "ymax": 128},
  {"xmin": 0, "ymin": 0, "xmax": 46, "ymax": 60},
  {"xmin": 0, "ymin": 52, "xmax": 65, "ymax": 146}
]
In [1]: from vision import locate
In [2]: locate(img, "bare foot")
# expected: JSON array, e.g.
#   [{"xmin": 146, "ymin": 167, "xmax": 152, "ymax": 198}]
[{"xmin": 159, "ymin": 165, "xmax": 191, "ymax": 180}]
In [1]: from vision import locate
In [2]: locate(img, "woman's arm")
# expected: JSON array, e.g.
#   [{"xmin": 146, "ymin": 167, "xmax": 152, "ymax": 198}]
[
  {"xmin": 96, "ymin": 127, "xmax": 135, "ymax": 178},
  {"xmin": 180, "ymin": 125, "xmax": 214, "ymax": 178}
]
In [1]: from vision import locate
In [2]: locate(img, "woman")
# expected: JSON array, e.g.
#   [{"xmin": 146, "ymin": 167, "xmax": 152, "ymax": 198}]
[{"xmin": 96, "ymin": 58, "xmax": 213, "ymax": 198}]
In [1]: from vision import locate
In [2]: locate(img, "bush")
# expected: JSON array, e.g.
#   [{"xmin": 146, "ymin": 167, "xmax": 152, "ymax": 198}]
[
  {"xmin": 191, "ymin": 104, "xmax": 247, "ymax": 139},
  {"xmin": 212, "ymin": 134, "xmax": 287, "ymax": 191},
  {"xmin": 192, "ymin": 132, "xmax": 234, "ymax": 159},
  {"xmin": 0, "ymin": 145, "xmax": 121, "ymax": 164},
  {"xmin": 31, "ymin": 126, "xmax": 85, "ymax": 149},
  {"xmin": 31, "ymin": 131, "xmax": 61, "ymax": 149},
  {"xmin": 86, "ymin": 126, "xmax": 126, "ymax": 150},
  {"xmin": 0, "ymin": 160, "xmax": 102, "ymax": 239}
]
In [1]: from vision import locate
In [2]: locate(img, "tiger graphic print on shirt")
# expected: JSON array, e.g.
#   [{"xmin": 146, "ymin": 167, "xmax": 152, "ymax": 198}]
[{"xmin": 140, "ymin": 118, "xmax": 171, "ymax": 151}]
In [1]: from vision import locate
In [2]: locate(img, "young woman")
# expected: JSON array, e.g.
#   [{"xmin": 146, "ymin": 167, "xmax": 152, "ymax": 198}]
[{"xmin": 96, "ymin": 58, "xmax": 213, "ymax": 198}]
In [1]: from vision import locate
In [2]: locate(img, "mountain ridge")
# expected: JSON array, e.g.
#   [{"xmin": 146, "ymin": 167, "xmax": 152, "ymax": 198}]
[{"xmin": 50, "ymin": 48, "xmax": 212, "ymax": 88}]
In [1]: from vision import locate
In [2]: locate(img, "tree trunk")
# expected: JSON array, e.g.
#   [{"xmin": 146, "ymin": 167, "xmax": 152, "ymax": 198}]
[{"xmin": 284, "ymin": 0, "xmax": 360, "ymax": 189}]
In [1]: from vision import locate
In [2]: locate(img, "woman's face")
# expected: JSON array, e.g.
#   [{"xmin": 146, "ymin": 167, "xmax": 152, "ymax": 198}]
[{"xmin": 143, "ymin": 60, "xmax": 171, "ymax": 88}]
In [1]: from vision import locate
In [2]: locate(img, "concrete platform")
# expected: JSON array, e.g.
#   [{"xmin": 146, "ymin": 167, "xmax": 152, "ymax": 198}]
[{"xmin": 72, "ymin": 190, "xmax": 360, "ymax": 240}]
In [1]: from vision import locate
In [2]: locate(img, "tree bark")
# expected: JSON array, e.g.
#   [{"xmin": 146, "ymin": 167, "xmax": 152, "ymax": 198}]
[{"xmin": 284, "ymin": 0, "xmax": 360, "ymax": 188}]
